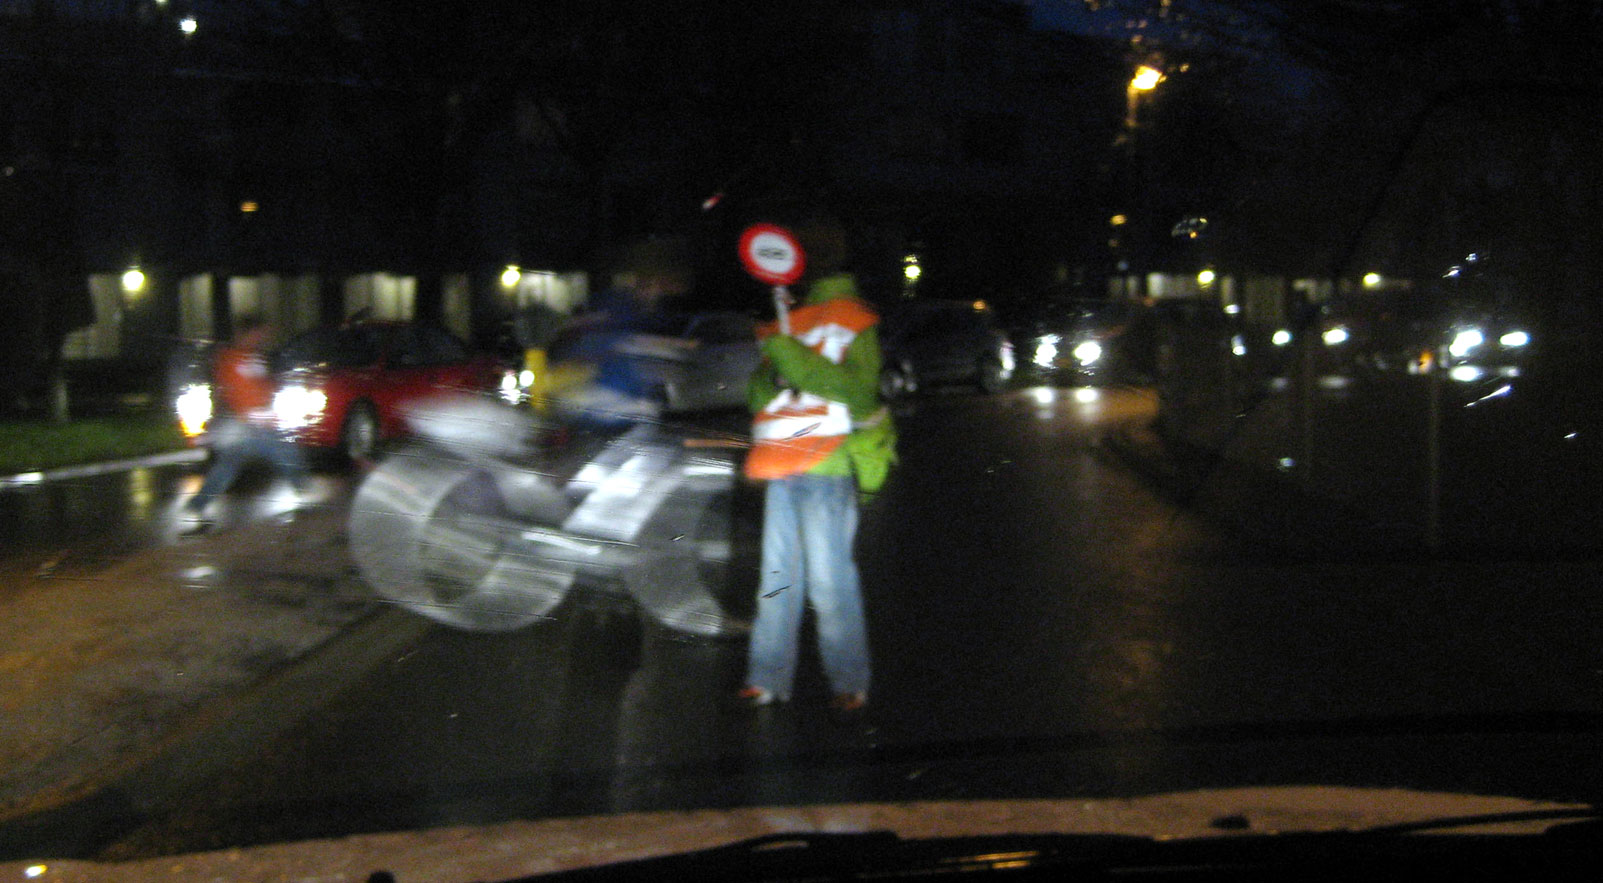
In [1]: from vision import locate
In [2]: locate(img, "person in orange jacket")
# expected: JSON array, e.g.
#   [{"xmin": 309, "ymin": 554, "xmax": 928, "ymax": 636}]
[
  {"xmin": 181, "ymin": 316, "xmax": 308, "ymax": 532},
  {"xmin": 739, "ymin": 217, "xmax": 884, "ymax": 716}
]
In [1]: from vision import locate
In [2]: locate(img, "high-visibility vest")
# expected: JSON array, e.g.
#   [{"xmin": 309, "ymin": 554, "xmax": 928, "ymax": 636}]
[{"xmin": 745, "ymin": 297, "xmax": 878, "ymax": 480}]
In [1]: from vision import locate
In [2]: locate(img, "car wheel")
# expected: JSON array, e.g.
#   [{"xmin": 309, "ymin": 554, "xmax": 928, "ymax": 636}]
[
  {"xmin": 976, "ymin": 355, "xmax": 1009, "ymax": 394},
  {"xmin": 342, "ymin": 402, "xmax": 381, "ymax": 463}
]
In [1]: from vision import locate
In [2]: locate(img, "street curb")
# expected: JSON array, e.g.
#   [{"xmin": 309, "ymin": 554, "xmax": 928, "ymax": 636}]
[
  {"xmin": 0, "ymin": 604, "xmax": 434, "ymax": 859},
  {"xmin": 0, "ymin": 449, "xmax": 205, "ymax": 491}
]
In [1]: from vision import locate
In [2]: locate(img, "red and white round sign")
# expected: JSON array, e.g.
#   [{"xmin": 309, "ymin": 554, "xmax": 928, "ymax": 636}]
[{"xmin": 738, "ymin": 224, "xmax": 806, "ymax": 286}]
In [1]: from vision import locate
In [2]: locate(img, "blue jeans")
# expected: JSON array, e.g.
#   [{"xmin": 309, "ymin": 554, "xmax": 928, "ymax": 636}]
[
  {"xmin": 189, "ymin": 419, "xmax": 308, "ymax": 511},
  {"xmin": 745, "ymin": 474, "xmax": 871, "ymax": 700}
]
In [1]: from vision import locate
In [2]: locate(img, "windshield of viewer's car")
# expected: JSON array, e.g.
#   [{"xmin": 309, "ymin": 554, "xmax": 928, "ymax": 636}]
[{"xmin": 3, "ymin": 1, "xmax": 1602, "ymax": 875}]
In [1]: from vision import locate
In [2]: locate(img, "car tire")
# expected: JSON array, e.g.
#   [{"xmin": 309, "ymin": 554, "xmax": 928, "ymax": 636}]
[{"xmin": 341, "ymin": 402, "xmax": 381, "ymax": 464}]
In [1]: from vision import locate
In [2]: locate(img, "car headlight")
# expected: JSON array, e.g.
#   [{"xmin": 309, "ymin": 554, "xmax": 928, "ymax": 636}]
[
  {"xmin": 1323, "ymin": 326, "xmax": 1350, "ymax": 346},
  {"xmin": 1500, "ymin": 329, "xmax": 1530, "ymax": 348},
  {"xmin": 175, "ymin": 383, "xmax": 213, "ymax": 438},
  {"xmin": 1033, "ymin": 334, "xmax": 1061, "ymax": 368},
  {"xmin": 499, "ymin": 369, "xmax": 537, "ymax": 404},
  {"xmin": 273, "ymin": 384, "xmax": 328, "ymax": 430},
  {"xmin": 1449, "ymin": 327, "xmax": 1484, "ymax": 359},
  {"xmin": 1073, "ymin": 340, "xmax": 1103, "ymax": 366}
]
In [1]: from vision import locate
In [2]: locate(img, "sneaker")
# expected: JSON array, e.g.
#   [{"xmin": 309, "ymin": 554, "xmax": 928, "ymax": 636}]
[{"xmin": 736, "ymin": 685, "xmax": 779, "ymax": 708}]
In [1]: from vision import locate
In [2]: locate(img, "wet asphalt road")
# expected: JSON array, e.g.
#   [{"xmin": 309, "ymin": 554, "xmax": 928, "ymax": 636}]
[
  {"xmin": 0, "ymin": 463, "xmax": 361, "ymax": 606},
  {"xmin": 11, "ymin": 384, "xmax": 1603, "ymax": 859}
]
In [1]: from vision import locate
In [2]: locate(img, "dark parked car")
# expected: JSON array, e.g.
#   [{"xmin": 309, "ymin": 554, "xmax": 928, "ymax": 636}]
[
  {"xmin": 659, "ymin": 311, "xmax": 763, "ymax": 413},
  {"xmin": 878, "ymin": 300, "xmax": 1014, "ymax": 399}
]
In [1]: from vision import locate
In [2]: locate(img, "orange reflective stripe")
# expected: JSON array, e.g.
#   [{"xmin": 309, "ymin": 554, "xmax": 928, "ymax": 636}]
[{"xmin": 744, "ymin": 434, "xmax": 846, "ymax": 480}]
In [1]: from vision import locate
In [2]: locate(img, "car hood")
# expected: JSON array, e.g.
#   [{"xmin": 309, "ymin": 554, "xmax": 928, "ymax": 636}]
[{"xmin": 7, "ymin": 787, "xmax": 1592, "ymax": 882}]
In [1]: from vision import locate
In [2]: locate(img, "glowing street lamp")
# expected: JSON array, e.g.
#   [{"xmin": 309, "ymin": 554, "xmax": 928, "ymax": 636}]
[
  {"xmin": 121, "ymin": 268, "xmax": 147, "ymax": 295},
  {"xmin": 1130, "ymin": 65, "xmax": 1164, "ymax": 92},
  {"xmin": 501, "ymin": 265, "xmax": 522, "ymax": 289}
]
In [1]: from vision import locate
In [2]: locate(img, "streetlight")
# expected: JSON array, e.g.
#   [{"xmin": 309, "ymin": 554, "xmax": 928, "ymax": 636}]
[
  {"xmin": 121, "ymin": 267, "xmax": 147, "ymax": 295},
  {"xmin": 1130, "ymin": 65, "xmax": 1164, "ymax": 92},
  {"xmin": 1123, "ymin": 64, "xmax": 1166, "ymax": 134},
  {"xmin": 902, "ymin": 254, "xmax": 921, "ymax": 298},
  {"xmin": 501, "ymin": 265, "xmax": 522, "ymax": 289}
]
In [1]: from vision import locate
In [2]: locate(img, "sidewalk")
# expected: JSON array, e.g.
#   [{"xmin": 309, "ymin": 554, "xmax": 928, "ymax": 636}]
[{"xmin": 0, "ymin": 503, "xmax": 428, "ymax": 852}]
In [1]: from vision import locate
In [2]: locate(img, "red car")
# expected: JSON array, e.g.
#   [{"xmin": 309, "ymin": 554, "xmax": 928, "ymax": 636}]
[{"xmin": 266, "ymin": 322, "xmax": 505, "ymax": 461}]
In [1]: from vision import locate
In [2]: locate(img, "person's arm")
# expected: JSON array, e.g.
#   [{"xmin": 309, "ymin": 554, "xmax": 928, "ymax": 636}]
[
  {"xmin": 761, "ymin": 325, "xmax": 881, "ymax": 418},
  {"xmin": 747, "ymin": 357, "xmax": 782, "ymax": 413}
]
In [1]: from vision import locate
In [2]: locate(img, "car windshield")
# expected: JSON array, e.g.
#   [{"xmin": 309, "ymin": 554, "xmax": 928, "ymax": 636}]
[
  {"xmin": 5, "ymin": 2, "xmax": 1603, "ymax": 879},
  {"xmin": 273, "ymin": 326, "xmax": 387, "ymax": 372}
]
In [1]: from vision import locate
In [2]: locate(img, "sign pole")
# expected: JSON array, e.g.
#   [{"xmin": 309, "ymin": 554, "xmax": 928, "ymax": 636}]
[{"xmin": 773, "ymin": 286, "xmax": 791, "ymax": 335}]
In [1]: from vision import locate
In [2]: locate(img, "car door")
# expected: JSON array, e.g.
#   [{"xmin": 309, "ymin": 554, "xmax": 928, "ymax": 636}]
[
  {"xmin": 669, "ymin": 313, "xmax": 760, "ymax": 411},
  {"xmin": 413, "ymin": 325, "xmax": 481, "ymax": 392},
  {"xmin": 369, "ymin": 325, "xmax": 443, "ymax": 436}
]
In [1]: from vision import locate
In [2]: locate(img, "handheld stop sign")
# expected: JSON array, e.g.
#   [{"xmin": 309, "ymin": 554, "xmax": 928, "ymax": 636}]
[{"xmin": 738, "ymin": 224, "xmax": 806, "ymax": 334}]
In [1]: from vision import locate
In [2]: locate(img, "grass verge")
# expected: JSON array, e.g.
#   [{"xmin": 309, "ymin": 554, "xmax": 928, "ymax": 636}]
[{"xmin": 0, "ymin": 414, "xmax": 188, "ymax": 476}]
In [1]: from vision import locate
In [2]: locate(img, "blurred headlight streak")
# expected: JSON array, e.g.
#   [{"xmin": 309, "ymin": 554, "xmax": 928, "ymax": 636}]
[
  {"xmin": 1034, "ymin": 335, "xmax": 1060, "ymax": 367},
  {"xmin": 1467, "ymin": 384, "xmax": 1513, "ymax": 407},
  {"xmin": 273, "ymin": 385, "xmax": 327, "ymax": 430},
  {"xmin": 499, "ymin": 372, "xmax": 522, "ymax": 404},
  {"xmin": 176, "ymin": 383, "xmax": 213, "ymax": 438}
]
